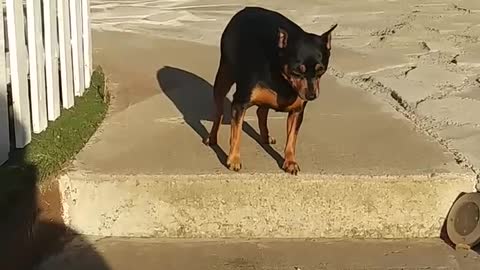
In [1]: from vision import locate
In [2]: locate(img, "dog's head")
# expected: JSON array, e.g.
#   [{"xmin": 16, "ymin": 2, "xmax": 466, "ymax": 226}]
[{"xmin": 277, "ymin": 24, "xmax": 337, "ymax": 101}]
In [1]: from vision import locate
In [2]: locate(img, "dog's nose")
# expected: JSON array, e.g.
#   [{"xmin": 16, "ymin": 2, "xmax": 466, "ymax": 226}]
[{"xmin": 306, "ymin": 93, "xmax": 316, "ymax": 101}]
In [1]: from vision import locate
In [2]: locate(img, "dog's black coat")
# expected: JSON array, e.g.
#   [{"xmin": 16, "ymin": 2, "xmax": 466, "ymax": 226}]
[
  {"xmin": 220, "ymin": 6, "xmax": 336, "ymax": 105},
  {"xmin": 206, "ymin": 7, "xmax": 337, "ymax": 174}
]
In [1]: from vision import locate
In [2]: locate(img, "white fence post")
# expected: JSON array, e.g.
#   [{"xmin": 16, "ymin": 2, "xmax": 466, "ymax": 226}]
[
  {"xmin": 70, "ymin": 0, "xmax": 85, "ymax": 96},
  {"xmin": 82, "ymin": 0, "xmax": 92, "ymax": 88},
  {"xmin": 26, "ymin": 0, "xmax": 48, "ymax": 133},
  {"xmin": 58, "ymin": 0, "xmax": 75, "ymax": 109},
  {"xmin": 44, "ymin": 0, "xmax": 61, "ymax": 120},
  {"xmin": 1, "ymin": 0, "xmax": 93, "ymax": 162},
  {"xmin": 6, "ymin": 0, "xmax": 32, "ymax": 147},
  {"xmin": 0, "ymin": 2, "xmax": 10, "ymax": 164}
]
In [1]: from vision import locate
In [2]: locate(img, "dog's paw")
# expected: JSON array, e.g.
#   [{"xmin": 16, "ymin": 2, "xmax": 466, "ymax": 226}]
[
  {"xmin": 282, "ymin": 160, "xmax": 300, "ymax": 175},
  {"xmin": 227, "ymin": 155, "xmax": 242, "ymax": 172},
  {"xmin": 203, "ymin": 136, "xmax": 217, "ymax": 146},
  {"xmin": 261, "ymin": 136, "xmax": 276, "ymax": 145}
]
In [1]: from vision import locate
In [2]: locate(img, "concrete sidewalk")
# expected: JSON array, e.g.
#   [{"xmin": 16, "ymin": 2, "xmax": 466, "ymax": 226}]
[
  {"xmin": 90, "ymin": 0, "xmax": 480, "ymax": 180},
  {"xmin": 39, "ymin": 237, "xmax": 480, "ymax": 270},
  {"xmin": 55, "ymin": 30, "xmax": 476, "ymax": 239},
  {"xmin": 82, "ymin": 32, "xmax": 460, "ymax": 176}
]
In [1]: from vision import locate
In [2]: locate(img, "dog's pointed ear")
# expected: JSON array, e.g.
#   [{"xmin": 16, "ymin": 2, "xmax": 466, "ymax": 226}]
[
  {"xmin": 319, "ymin": 24, "xmax": 338, "ymax": 50},
  {"xmin": 278, "ymin": 28, "xmax": 288, "ymax": 49}
]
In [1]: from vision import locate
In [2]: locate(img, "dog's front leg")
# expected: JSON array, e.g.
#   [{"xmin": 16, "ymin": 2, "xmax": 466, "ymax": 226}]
[
  {"xmin": 227, "ymin": 102, "xmax": 247, "ymax": 172},
  {"xmin": 283, "ymin": 107, "xmax": 305, "ymax": 175}
]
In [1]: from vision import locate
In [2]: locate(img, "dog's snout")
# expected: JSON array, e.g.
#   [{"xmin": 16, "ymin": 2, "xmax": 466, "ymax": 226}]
[{"xmin": 305, "ymin": 92, "xmax": 316, "ymax": 101}]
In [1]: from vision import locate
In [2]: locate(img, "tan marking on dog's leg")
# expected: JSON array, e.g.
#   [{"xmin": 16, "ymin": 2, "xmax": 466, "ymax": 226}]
[
  {"xmin": 282, "ymin": 106, "xmax": 305, "ymax": 175},
  {"xmin": 227, "ymin": 103, "xmax": 246, "ymax": 171}
]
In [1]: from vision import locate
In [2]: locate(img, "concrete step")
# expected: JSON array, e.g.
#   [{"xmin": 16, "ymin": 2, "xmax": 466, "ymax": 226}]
[
  {"xmin": 39, "ymin": 237, "xmax": 480, "ymax": 270},
  {"xmin": 60, "ymin": 172, "xmax": 474, "ymax": 239},
  {"xmin": 57, "ymin": 31, "xmax": 476, "ymax": 239}
]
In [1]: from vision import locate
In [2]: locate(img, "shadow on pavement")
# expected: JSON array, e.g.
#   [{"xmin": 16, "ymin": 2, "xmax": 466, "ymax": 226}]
[
  {"xmin": 156, "ymin": 66, "xmax": 284, "ymax": 168},
  {"xmin": 0, "ymin": 111, "xmax": 110, "ymax": 270}
]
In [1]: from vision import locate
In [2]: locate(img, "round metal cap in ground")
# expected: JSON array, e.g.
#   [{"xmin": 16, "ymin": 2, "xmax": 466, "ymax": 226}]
[{"xmin": 446, "ymin": 192, "xmax": 480, "ymax": 248}]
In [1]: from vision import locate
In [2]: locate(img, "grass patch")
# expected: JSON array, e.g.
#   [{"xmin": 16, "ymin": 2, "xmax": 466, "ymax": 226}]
[{"xmin": 0, "ymin": 67, "xmax": 109, "ymax": 213}]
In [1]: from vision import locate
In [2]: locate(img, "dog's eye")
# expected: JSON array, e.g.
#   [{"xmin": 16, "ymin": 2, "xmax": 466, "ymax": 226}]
[
  {"xmin": 291, "ymin": 69, "xmax": 304, "ymax": 77},
  {"xmin": 315, "ymin": 65, "xmax": 326, "ymax": 77},
  {"xmin": 292, "ymin": 65, "xmax": 307, "ymax": 75}
]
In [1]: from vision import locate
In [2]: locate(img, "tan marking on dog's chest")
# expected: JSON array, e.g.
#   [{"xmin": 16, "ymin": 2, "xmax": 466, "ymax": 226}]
[{"xmin": 250, "ymin": 85, "xmax": 304, "ymax": 112}]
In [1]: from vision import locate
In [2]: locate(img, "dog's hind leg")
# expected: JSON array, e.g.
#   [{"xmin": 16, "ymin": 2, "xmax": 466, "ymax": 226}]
[
  {"xmin": 256, "ymin": 107, "xmax": 276, "ymax": 144},
  {"xmin": 205, "ymin": 57, "xmax": 234, "ymax": 146}
]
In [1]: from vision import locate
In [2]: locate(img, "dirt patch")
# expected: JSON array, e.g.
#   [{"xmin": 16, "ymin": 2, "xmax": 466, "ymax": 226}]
[{"xmin": 0, "ymin": 179, "xmax": 77, "ymax": 270}]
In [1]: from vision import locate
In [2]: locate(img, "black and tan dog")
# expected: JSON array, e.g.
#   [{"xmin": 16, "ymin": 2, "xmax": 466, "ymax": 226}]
[{"xmin": 205, "ymin": 6, "xmax": 337, "ymax": 175}]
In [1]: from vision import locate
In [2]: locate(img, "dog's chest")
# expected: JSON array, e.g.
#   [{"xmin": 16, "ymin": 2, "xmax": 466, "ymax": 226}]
[{"xmin": 250, "ymin": 85, "xmax": 304, "ymax": 112}]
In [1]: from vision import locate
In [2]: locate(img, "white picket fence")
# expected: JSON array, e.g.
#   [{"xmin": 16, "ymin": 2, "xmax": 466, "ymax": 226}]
[{"xmin": 0, "ymin": 0, "xmax": 92, "ymax": 165}]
